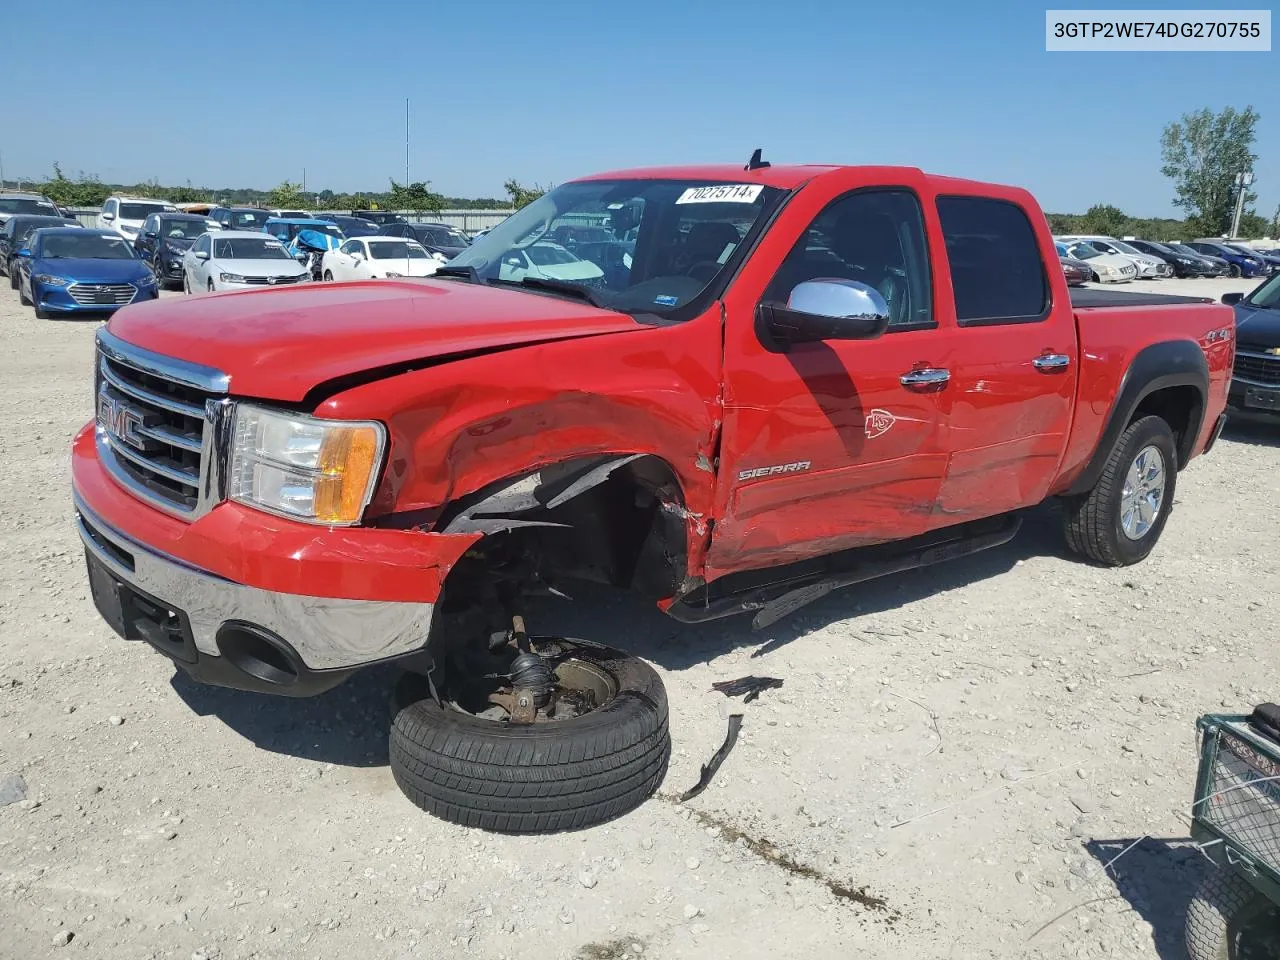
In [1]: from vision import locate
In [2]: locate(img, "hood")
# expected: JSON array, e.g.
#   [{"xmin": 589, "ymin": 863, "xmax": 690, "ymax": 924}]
[
  {"xmin": 366, "ymin": 259, "xmax": 439, "ymax": 278},
  {"xmin": 1235, "ymin": 304, "xmax": 1280, "ymax": 347},
  {"xmin": 34, "ymin": 257, "xmax": 152, "ymax": 283},
  {"xmin": 106, "ymin": 279, "xmax": 642, "ymax": 402},
  {"xmin": 209, "ymin": 257, "xmax": 309, "ymax": 277}
]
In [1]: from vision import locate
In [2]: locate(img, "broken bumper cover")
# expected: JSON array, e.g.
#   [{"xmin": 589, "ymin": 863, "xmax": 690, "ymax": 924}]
[{"xmin": 71, "ymin": 424, "xmax": 478, "ymax": 691}]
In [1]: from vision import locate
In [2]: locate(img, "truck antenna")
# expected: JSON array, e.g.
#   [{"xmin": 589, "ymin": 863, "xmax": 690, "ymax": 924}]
[{"xmin": 745, "ymin": 148, "xmax": 770, "ymax": 171}]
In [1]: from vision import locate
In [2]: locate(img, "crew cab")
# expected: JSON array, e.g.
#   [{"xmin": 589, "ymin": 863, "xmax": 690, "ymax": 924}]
[{"xmin": 72, "ymin": 160, "xmax": 1232, "ymax": 834}]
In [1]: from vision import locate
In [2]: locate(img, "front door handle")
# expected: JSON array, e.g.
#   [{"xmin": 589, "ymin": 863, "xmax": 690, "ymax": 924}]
[
  {"xmin": 1033, "ymin": 353, "xmax": 1071, "ymax": 372},
  {"xmin": 900, "ymin": 368, "xmax": 951, "ymax": 388}
]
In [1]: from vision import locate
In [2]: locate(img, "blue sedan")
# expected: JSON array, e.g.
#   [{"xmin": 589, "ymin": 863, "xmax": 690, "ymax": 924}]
[
  {"xmin": 1187, "ymin": 240, "xmax": 1270, "ymax": 278},
  {"xmin": 14, "ymin": 228, "xmax": 159, "ymax": 319}
]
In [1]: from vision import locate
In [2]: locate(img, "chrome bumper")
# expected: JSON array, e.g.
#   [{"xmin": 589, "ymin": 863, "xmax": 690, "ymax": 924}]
[{"xmin": 74, "ymin": 498, "xmax": 434, "ymax": 672}]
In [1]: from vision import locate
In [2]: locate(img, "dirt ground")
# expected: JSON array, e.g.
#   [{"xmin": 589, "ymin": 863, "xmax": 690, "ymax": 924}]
[{"xmin": 0, "ymin": 272, "xmax": 1275, "ymax": 960}]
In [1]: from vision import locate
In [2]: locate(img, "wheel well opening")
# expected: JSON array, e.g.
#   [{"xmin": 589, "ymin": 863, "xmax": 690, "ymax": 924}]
[{"xmin": 1131, "ymin": 385, "xmax": 1202, "ymax": 467}]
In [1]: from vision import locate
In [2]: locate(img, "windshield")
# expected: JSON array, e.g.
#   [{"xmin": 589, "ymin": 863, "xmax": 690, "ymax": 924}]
[
  {"xmin": 415, "ymin": 225, "xmax": 468, "ymax": 247},
  {"xmin": 329, "ymin": 217, "xmax": 379, "ymax": 237},
  {"xmin": 1228, "ymin": 245, "xmax": 1261, "ymax": 259},
  {"xmin": 1245, "ymin": 274, "xmax": 1280, "ymax": 309},
  {"xmin": 226, "ymin": 210, "xmax": 269, "ymax": 230},
  {"xmin": 1067, "ymin": 242, "xmax": 1103, "ymax": 260},
  {"xmin": 119, "ymin": 202, "xmax": 171, "ymax": 220},
  {"xmin": 161, "ymin": 219, "xmax": 207, "ymax": 240},
  {"xmin": 0, "ymin": 198, "xmax": 60, "ymax": 216},
  {"xmin": 446, "ymin": 178, "xmax": 784, "ymax": 314},
  {"xmin": 212, "ymin": 237, "xmax": 291, "ymax": 260},
  {"xmin": 1110, "ymin": 240, "xmax": 1143, "ymax": 256},
  {"xmin": 40, "ymin": 233, "xmax": 134, "ymax": 259},
  {"xmin": 1169, "ymin": 244, "xmax": 1202, "ymax": 257},
  {"xmin": 368, "ymin": 240, "xmax": 424, "ymax": 259}
]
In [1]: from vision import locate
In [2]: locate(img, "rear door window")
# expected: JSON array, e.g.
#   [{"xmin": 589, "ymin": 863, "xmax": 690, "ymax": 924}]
[{"xmin": 937, "ymin": 196, "xmax": 1049, "ymax": 326}]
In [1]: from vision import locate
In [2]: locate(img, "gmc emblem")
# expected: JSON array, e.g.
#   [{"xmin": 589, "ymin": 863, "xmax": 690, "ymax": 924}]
[{"xmin": 97, "ymin": 393, "xmax": 152, "ymax": 452}]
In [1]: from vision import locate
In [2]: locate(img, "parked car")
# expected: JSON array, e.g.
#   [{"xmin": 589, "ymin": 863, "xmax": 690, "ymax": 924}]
[
  {"xmin": 133, "ymin": 213, "xmax": 216, "ymax": 289},
  {"xmin": 379, "ymin": 221, "xmax": 470, "ymax": 261},
  {"xmin": 318, "ymin": 214, "xmax": 381, "ymax": 238},
  {"xmin": 14, "ymin": 227, "xmax": 158, "ymax": 319},
  {"xmin": 351, "ymin": 210, "xmax": 407, "ymax": 225},
  {"xmin": 96, "ymin": 196, "xmax": 179, "ymax": 241},
  {"xmin": 321, "ymin": 236, "xmax": 439, "ymax": 281},
  {"xmin": 182, "ymin": 231, "xmax": 311, "ymax": 293},
  {"xmin": 175, "ymin": 203, "xmax": 218, "ymax": 217},
  {"xmin": 1222, "ymin": 272, "xmax": 1280, "ymax": 418},
  {"xmin": 1059, "ymin": 240, "xmax": 1137, "ymax": 282},
  {"xmin": 1187, "ymin": 240, "xmax": 1269, "ymax": 278},
  {"xmin": 1, "ymin": 214, "xmax": 80, "ymax": 286},
  {"xmin": 1166, "ymin": 242, "xmax": 1231, "ymax": 276},
  {"xmin": 207, "ymin": 206, "xmax": 272, "ymax": 233},
  {"xmin": 1124, "ymin": 239, "xmax": 1216, "ymax": 278},
  {"xmin": 1057, "ymin": 235, "xmax": 1170, "ymax": 279},
  {"xmin": 264, "ymin": 218, "xmax": 345, "ymax": 246},
  {"xmin": 1055, "ymin": 242, "xmax": 1092, "ymax": 286},
  {"xmin": 0, "ymin": 192, "xmax": 64, "ymax": 226},
  {"xmin": 267, "ymin": 208, "xmax": 314, "ymax": 219},
  {"xmin": 264, "ymin": 218, "xmax": 345, "ymax": 279},
  {"xmin": 496, "ymin": 241, "xmax": 606, "ymax": 284},
  {"xmin": 71, "ymin": 162, "xmax": 1233, "ymax": 834},
  {"xmin": 1224, "ymin": 243, "xmax": 1280, "ymax": 276}
]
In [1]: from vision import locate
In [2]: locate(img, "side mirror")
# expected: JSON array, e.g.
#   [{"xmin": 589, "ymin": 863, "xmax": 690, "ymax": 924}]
[
  {"xmin": 757, "ymin": 279, "xmax": 891, "ymax": 351},
  {"xmin": 194, "ymin": 250, "xmax": 210, "ymax": 261},
  {"xmin": 1222, "ymin": 292, "xmax": 1244, "ymax": 306},
  {"xmin": 143, "ymin": 231, "xmax": 156, "ymax": 238},
  {"xmin": 102, "ymin": 212, "xmax": 115, "ymax": 222}
]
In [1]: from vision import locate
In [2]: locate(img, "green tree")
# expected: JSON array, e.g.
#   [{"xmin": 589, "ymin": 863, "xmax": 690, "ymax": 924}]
[
  {"xmin": 1160, "ymin": 106, "xmax": 1260, "ymax": 236},
  {"xmin": 37, "ymin": 163, "xmax": 110, "ymax": 207},
  {"xmin": 1078, "ymin": 203, "xmax": 1129, "ymax": 236},
  {"xmin": 503, "ymin": 179, "xmax": 546, "ymax": 210},
  {"xmin": 1237, "ymin": 212, "xmax": 1269, "ymax": 238},
  {"xmin": 269, "ymin": 180, "xmax": 305, "ymax": 209},
  {"xmin": 387, "ymin": 178, "xmax": 445, "ymax": 216}
]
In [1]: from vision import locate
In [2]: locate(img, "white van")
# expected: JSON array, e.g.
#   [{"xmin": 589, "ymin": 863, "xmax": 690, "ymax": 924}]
[{"xmin": 97, "ymin": 196, "xmax": 178, "ymax": 240}]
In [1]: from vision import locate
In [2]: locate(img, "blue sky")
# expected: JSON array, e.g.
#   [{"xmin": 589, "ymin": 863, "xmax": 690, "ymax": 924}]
[{"xmin": 4, "ymin": 0, "xmax": 1277, "ymax": 217}]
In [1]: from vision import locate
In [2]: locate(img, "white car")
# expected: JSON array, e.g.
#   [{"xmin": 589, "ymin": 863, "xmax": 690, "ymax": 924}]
[
  {"xmin": 268, "ymin": 208, "xmax": 314, "ymax": 219},
  {"xmin": 321, "ymin": 236, "xmax": 440, "ymax": 281},
  {"xmin": 497, "ymin": 242, "xmax": 605, "ymax": 284},
  {"xmin": 182, "ymin": 231, "xmax": 310, "ymax": 293},
  {"xmin": 1057, "ymin": 234, "xmax": 1170, "ymax": 279},
  {"xmin": 97, "ymin": 196, "xmax": 178, "ymax": 241},
  {"xmin": 1059, "ymin": 240, "xmax": 1138, "ymax": 283}
]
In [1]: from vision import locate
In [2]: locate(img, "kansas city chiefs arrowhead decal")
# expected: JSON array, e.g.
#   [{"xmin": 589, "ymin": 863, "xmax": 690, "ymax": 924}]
[{"xmin": 865, "ymin": 408, "xmax": 896, "ymax": 439}]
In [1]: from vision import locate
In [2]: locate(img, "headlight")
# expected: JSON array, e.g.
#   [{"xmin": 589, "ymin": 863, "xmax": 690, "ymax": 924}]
[
  {"xmin": 431, "ymin": 251, "xmax": 447, "ymax": 262},
  {"xmin": 33, "ymin": 274, "xmax": 70, "ymax": 286},
  {"xmin": 219, "ymin": 272, "xmax": 245, "ymax": 283},
  {"xmin": 229, "ymin": 405, "xmax": 386, "ymax": 525},
  {"xmin": 165, "ymin": 242, "xmax": 186, "ymax": 255},
  {"xmin": 138, "ymin": 272, "xmax": 157, "ymax": 285}
]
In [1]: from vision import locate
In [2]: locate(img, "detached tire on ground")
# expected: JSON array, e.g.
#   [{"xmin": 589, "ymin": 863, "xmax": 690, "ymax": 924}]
[
  {"xmin": 1185, "ymin": 868, "xmax": 1280, "ymax": 960},
  {"xmin": 389, "ymin": 640, "xmax": 670, "ymax": 834},
  {"xmin": 1063, "ymin": 415, "xmax": 1178, "ymax": 566}
]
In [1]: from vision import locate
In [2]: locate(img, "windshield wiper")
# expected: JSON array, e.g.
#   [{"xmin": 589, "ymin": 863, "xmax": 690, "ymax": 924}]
[
  {"xmin": 432, "ymin": 264, "xmax": 485, "ymax": 284},
  {"xmin": 510, "ymin": 277, "xmax": 606, "ymax": 308}
]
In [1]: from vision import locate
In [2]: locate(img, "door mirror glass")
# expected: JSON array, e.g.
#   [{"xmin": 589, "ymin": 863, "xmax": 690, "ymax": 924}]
[
  {"xmin": 1221, "ymin": 292, "xmax": 1244, "ymax": 306},
  {"xmin": 759, "ymin": 279, "xmax": 890, "ymax": 349}
]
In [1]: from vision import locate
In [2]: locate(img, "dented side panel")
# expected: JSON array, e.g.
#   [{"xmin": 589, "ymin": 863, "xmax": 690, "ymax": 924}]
[{"xmin": 321, "ymin": 309, "xmax": 724, "ymax": 580}]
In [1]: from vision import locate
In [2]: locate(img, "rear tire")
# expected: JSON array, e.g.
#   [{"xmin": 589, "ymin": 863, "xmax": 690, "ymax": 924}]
[
  {"xmin": 1063, "ymin": 415, "xmax": 1177, "ymax": 566},
  {"xmin": 389, "ymin": 639, "xmax": 670, "ymax": 834},
  {"xmin": 1185, "ymin": 869, "xmax": 1280, "ymax": 960}
]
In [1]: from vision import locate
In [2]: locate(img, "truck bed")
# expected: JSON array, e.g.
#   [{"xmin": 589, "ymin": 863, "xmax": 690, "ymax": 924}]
[{"xmin": 1069, "ymin": 287, "xmax": 1216, "ymax": 309}]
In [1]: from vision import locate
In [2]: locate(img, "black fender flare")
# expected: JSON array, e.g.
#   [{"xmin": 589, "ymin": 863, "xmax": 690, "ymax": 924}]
[{"xmin": 1063, "ymin": 339, "xmax": 1208, "ymax": 497}]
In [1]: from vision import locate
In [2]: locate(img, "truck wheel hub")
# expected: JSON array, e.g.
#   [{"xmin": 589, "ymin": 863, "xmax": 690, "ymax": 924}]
[{"xmin": 1120, "ymin": 444, "xmax": 1165, "ymax": 540}]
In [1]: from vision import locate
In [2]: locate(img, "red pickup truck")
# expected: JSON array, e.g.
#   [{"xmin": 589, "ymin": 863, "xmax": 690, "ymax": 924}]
[{"xmin": 73, "ymin": 159, "xmax": 1233, "ymax": 833}]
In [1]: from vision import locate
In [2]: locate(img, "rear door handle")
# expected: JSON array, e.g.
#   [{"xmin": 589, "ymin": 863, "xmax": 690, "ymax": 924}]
[
  {"xmin": 900, "ymin": 368, "xmax": 950, "ymax": 388},
  {"xmin": 1033, "ymin": 354, "xmax": 1071, "ymax": 372}
]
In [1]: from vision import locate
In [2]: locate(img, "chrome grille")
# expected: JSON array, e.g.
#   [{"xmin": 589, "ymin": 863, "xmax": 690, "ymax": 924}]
[
  {"xmin": 240, "ymin": 275, "xmax": 306, "ymax": 286},
  {"xmin": 70, "ymin": 283, "xmax": 136, "ymax": 305},
  {"xmin": 94, "ymin": 329, "xmax": 231, "ymax": 519},
  {"xmin": 1235, "ymin": 350, "xmax": 1280, "ymax": 386}
]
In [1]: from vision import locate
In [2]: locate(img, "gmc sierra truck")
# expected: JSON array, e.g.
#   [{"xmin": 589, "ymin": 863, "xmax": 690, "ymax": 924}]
[{"xmin": 73, "ymin": 158, "xmax": 1233, "ymax": 833}]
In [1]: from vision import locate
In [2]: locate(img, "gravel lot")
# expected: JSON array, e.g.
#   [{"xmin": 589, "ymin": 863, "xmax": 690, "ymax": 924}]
[{"xmin": 0, "ymin": 273, "xmax": 1275, "ymax": 960}]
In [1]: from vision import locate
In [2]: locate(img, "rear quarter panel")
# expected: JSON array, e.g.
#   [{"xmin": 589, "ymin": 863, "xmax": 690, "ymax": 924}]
[{"xmin": 1053, "ymin": 302, "xmax": 1234, "ymax": 493}]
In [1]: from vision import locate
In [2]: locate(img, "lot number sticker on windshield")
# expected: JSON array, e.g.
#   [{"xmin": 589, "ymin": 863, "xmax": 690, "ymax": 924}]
[{"xmin": 676, "ymin": 184, "xmax": 764, "ymax": 204}]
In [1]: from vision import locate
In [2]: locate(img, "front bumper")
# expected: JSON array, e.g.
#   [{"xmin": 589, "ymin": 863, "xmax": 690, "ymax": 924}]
[
  {"xmin": 72, "ymin": 424, "xmax": 478, "ymax": 691},
  {"xmin": 1229, "ymin": 374, "xmax": 1280, "ymax": 418},
  {"xmin": 36, "ymin": 281, "xmax": 159, "ymax": 312}
]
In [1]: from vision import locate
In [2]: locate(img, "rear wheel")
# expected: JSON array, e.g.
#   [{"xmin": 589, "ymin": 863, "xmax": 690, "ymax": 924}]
[
  {"xmin": 1063, "ymin": 415, "xmax": 1177, "ymax": 566},
  {"xmin": 182, "ymin": 272, "xmax": 191, "ymax": 295},
  {"xmin": 389, "ymin": 635, "xmax": 670, "ymax": 834},
  {"xmin": 1185, "ymin": 869, "xmax": 1280, "ymax": 960}
]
